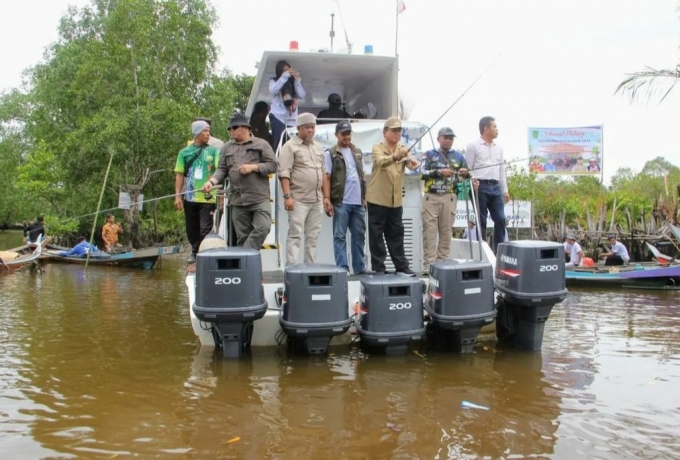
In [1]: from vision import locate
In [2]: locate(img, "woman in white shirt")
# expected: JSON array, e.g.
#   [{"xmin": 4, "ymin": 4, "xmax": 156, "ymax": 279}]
[{"xmin": 269, "ymin": 60, "xmax": 306, "ymax": 151}]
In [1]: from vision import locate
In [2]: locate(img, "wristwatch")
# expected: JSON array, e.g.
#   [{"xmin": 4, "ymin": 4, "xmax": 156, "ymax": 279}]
[{"xmin": 283, "ymin": 194, "xmax": 291, "ymax": 199}]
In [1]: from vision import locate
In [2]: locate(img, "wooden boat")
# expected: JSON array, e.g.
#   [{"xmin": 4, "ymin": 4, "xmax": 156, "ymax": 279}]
[
  {"xmin": 44, "ymin": 245, "xmax": 180, "ymax": 269},
  {"xmin": 0, "ymin": 236, "xmax": 44, "ymax": 275},
  {"xmin": 566, "ymin": 263, "xmax": 680, "ymax": 290}
]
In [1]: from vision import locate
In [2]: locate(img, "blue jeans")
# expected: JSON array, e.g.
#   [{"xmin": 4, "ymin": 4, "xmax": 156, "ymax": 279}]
[
  {"xmin": 332, "ymin": 204, "xmax": 366, "ymax": 273},
  {"xmin": 476, "ymin": 182, "xmax": 506, "ymax": 254}
]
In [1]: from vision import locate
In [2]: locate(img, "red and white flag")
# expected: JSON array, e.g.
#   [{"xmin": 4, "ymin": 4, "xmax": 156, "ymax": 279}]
[{"xmin": 397, "ymin": 0, "xmax": 406, "ymax": 14}]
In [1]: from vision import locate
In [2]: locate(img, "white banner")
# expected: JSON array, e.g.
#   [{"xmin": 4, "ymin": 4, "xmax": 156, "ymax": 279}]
[
  {"xmin": 118, "ymin": 192, "xmax": 144, "ymax": 211},
  {"xmin": 287, "ymin": 120, "xmax": 431, "ymax": 176},
  {"xmin": 454, "ymin": 200, "xmax": 532, "ymax": 228}
]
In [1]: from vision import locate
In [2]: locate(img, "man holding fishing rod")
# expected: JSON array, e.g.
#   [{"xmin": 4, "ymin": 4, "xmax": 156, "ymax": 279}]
[
  {"xmin": 420, "ymin": 127, "xmax": 469, "ymax": 275},
  {"xmin": 366, "ymin": 117, "xmax": 420, "ymax": 276},
  {"xmin": 465, "ymin": 116, "xmax": 510, "ymax": 254}
]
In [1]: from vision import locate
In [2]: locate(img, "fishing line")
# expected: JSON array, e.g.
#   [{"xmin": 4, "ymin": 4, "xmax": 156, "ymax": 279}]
[
  {"xmin": 406, "ymin": 53, "xmax": 503, "ymax": 154},
  {"xmin": 61, "ymin": 187, "xmax": 224, "ymax": 223}
]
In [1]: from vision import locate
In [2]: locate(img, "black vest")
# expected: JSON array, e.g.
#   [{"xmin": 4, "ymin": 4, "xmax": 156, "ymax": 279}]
[{"xmin": 328, "ymin": 144, "xmax": 366, "ymax": 206}]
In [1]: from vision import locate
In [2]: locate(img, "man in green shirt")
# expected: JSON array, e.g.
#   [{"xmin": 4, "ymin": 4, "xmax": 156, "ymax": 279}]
[{"xmin": 174, "ymin": 120, "xmax": 220, "ymax": 263}]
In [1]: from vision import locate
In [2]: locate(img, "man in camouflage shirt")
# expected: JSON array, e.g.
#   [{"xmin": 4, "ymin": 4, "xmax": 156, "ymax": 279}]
[{"xmin": 420, "ymin": 127, "xmax": 469, "ymax": 275}]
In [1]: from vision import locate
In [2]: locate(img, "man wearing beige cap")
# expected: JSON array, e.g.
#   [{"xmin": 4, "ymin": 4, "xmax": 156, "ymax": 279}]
[
  {"xmin": 278, "ymin": 113, "xmax": 331, "ymax": 265},
  {"xmin": 366, "ymin": 117, "xmax": 419, "ymax": 276}
]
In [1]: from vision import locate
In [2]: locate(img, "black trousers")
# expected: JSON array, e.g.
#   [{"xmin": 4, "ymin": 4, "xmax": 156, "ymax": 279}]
[
  {"xmin": 184, "ymin": 201, "xmax": 215, "ymax": 255},
  {"xmin": 604, "ymin": 255, "xmax": 625, "ymax": 266},
  {"xmin": 367, "ymin": 203, "xmax": 409, "ymax": 272}
]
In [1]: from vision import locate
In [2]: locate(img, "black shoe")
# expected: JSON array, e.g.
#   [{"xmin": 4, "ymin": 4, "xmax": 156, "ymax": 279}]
[
  {"xmin": 396, "ymin": 268, "xmax": 416, "ymax": 277},
  {"xmin": 372, "ymin": 270, "xmax": 385, "ymax": 275}
]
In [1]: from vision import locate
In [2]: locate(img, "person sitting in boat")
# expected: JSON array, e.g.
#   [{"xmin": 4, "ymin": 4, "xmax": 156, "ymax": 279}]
[
  {"xmin": 58, "ymin": 237, "xmax": 103, "ymax": 258},
  {"xmin": 102, "ymin": 214, "xmax": 124, "ymax": 253},
  {"xmin": 317, "ymin": 93, "xmax": 352, "ymax": 124},
  {"xmin": 599, "ymin": 234, "xmax": 630, "ymax": 266},
  {"xmin": 564, "ymin": 233, "xmax": 583, "ymax": 268},
  {"xmin": 269, "ymin": 60, "xmax": 306, "ymax": 151},
  {"xmin": 250, "ymin": 101, "xmax": 274, "ymax": 149}
]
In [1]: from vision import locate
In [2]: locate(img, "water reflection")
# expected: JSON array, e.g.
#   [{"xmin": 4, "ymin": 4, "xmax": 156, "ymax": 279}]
[{"xmin": 1, "ymin": 261, "xmax": 679, "ymax": 459}]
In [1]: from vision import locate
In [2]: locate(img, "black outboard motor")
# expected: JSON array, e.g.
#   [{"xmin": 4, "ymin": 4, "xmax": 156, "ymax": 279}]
[
  {"xmin": 356, "ymin": 275, "xmax": 426, "ymax": 355},
  {"xmin": 279, "ymin": 264, "xmax": 352, "ymax": 355},
  {"xmin": 426, "ymin": 260, "xmax": 497, "ymax": 353},
  {"xmin": 494, "ymin": 241, "xmax": 568, "ymax": 351},
  {"xmin": 192, "ymin": 247, "xmax": 268, "ymax": 358}
]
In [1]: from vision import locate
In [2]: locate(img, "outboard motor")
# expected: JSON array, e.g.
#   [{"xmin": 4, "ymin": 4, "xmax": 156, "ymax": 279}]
[
  {"xmin": 279, "ymin": 264, "xmax": 352, "ymax": 355},
  {"xmin": 426, "ymin": 260, "xmax": 497, "ymax": 353},
  {"xmin": 356, "ymin": 276, "xmax": 426, "ymax": 355},
  {"xmin": 494, "ymin": 241, "xmax": 568, "ymax": 351},
  {"xmin": 192, "ymin": 247, "xmax": 268, "ymax": 358}
]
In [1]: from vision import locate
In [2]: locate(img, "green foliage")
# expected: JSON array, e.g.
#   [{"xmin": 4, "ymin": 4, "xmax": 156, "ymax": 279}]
[
  {"xmin": 0, "ymin": 0, "xmax": 254, "ymax": 245},
  {"xmin": 507, "ymin": 157, "xmax": 680, "ymax": 230}
]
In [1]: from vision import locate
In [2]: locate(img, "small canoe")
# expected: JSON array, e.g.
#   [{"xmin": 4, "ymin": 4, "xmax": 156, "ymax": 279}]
[
  {"xmin": 1, "ymin": 237, "xmax": 44, "ymax": 275},
  {"xmin": 44, "ymin": 245, "xmax": 180, "ymax": 269},
  {"xmin": 566, "ymin": 263, "xmax": 680, "ymax": 290}
]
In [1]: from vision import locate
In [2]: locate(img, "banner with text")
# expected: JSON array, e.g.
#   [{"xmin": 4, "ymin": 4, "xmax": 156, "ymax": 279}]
[
  {"xmin": 527, "ymin": 126, "xmax": 602, "ymax": 175},
  {"xmin": 454, "ymin": 200, "xmax": 532, "ymax": 228}
]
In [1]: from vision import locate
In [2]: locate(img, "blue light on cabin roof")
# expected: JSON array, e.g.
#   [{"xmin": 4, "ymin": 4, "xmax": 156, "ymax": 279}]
[{"xmin": 364, "ymin": 45, "xmax": 374, "ymax": 55}]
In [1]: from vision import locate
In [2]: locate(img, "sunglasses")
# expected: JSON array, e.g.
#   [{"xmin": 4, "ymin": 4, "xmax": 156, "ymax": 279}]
[{"xmin": 387, "ymin": 128, "xmax": 402, "ymax": 133}]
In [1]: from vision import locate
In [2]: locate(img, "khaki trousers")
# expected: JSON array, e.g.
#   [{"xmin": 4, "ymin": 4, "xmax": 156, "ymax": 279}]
[
  {"xmin": 286, "ymin": 201, "xmax": 324, "ymax": 266},
  {"xmin": 422, "ymin": 193, "xmax": 457, "ymax": 269}
]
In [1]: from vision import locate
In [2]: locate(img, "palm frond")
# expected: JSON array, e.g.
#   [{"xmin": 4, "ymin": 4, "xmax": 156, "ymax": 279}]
[{"xmin": 615, "ymin": 65, "xmax": 680, "ymax": 104}]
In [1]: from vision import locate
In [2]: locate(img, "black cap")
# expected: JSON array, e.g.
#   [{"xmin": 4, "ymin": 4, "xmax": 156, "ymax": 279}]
[
  {"xmin": 608, "ymin": 234, "xmax": 616, "ymax": 239},
  {"xmin": 328, "ymin": 93, "xmax": 342, "ymax": 105},
  {"xmin": 228, "ymin": 113, "xmax": 251, "ymax": 129},
  {"xmin": 335, "ymin": 120, "xmax": 352, "ymax": 134},
  {"xmin": 438, "ymin": 127, "xmax": 456, "ymax": 137}
]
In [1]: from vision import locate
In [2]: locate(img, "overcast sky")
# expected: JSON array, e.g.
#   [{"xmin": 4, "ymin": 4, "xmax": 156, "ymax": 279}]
[{"xmin": 1, "ymin": 0, "xmax": 679, "ymax": 183}]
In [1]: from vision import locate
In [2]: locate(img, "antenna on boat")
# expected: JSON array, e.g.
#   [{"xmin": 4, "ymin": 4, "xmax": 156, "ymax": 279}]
[
  {"xmin": 333, "ymin": 0, "xmax": 353, "ymax": 53},
  {"xmin": 330, "ymin": 13, "xmax": 336, "ymax": 53}
]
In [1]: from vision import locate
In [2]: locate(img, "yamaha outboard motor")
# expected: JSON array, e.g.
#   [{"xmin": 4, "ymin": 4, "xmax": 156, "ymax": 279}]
[
  {"xmin": 356, "ymin": 276, "xmax": 426, "ymax": 355},
  {"xmin": 192, "ymin": 247, "xmax": 268, "ymax": 358},
  {"xmin": 426, "ymin": 260, "xmax": 497, "ymax": 353},
  {"xmin": 279, "ymin": 264, "xmax": 352, "ymax": 355},
  {"xmin": 494, "ymin": 241, "xmax": 568, "ymax": 351}
]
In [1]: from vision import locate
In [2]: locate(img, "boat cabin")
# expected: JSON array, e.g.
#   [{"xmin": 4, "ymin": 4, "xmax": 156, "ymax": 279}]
[{"xmin": 245, "ymin": 51, "xmax": 399, "ymax": 122}]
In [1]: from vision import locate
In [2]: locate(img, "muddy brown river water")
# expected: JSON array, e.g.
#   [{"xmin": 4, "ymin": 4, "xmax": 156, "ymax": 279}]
[{"xmin": 1, "ymin": 231, "xmax": 679, "ymax": 459}]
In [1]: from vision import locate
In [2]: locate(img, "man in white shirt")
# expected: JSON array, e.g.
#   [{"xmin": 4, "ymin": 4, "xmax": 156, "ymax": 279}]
[
  {"xmin": 564, "ymin": 233, "xmax": 583, "ymax": 268},
  {"xmin": 462, "ymin": 220, "xmax": 478, "ymax": 241},
  {"xmin": 465, "ymin": 116, "xmax": 510, "ymax": 254},
  {"xmin": 599, "ymin": 234, "xmax": 630, "ymax": 266}
]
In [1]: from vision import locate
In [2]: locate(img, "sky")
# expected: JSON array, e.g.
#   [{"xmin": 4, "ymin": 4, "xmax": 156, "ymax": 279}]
[{"xmin": 1, "ymin": 0, "xmax": 679, "ymax": 184}]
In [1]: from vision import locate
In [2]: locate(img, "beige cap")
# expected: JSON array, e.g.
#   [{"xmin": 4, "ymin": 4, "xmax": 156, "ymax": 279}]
[
  {"xmin": 296, "ymin": 112, "xmax": 316, "ymax": 127},
  {"xmin": 384, "ymin": 116, "xmax": 402, "ymax": 129}
]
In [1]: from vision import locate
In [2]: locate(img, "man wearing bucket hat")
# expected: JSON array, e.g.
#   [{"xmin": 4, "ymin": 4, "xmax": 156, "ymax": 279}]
[
  {"xmin": 203, "ymin": 113, "xmax": 278, "ymax": 250},
  {"xmin": 366, "ymin": 116, "xmax": 420, "ymax": 276},
  {"xmin": 278, "ymin": 113, "xmax": 329, "ymax": 265},
  {"xmin": 175, "ymin": 119, "xmax": 221, "ymax": 263},
  {"xmin": 564, "ymin": 233, "xmax": 583, "ymax": 268}
]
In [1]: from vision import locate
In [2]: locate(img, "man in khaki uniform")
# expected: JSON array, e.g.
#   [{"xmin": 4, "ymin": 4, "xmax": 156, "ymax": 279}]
[
  {"xmin": 366, "ymin": 117, "xmax": 419, "ymax": 276},
  {"xmin": 420, "ymin": 127, "xmax": 469, "ymax": 274},
  {"xmin": 278, "ymin": 113, "xmax": 332, "ymax": 265},
  {"xmin": 202, "ymin": 113, "xmax": 278, "ymax": 250}
]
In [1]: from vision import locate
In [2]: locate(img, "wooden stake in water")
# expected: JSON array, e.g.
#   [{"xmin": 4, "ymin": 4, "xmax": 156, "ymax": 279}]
[{"xmin": 85, "ymin": 151, "xmax": 114, "ymax": 270}]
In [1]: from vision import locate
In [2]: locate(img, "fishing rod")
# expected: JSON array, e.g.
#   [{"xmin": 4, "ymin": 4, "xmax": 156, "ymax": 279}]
[
  {"xmin": 405, "ymin": 54, "xmax": 502, "ymax": 154},
  {"xmin": 61, "ymin": 186, "xmax": 224, "ymax": 223}
]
